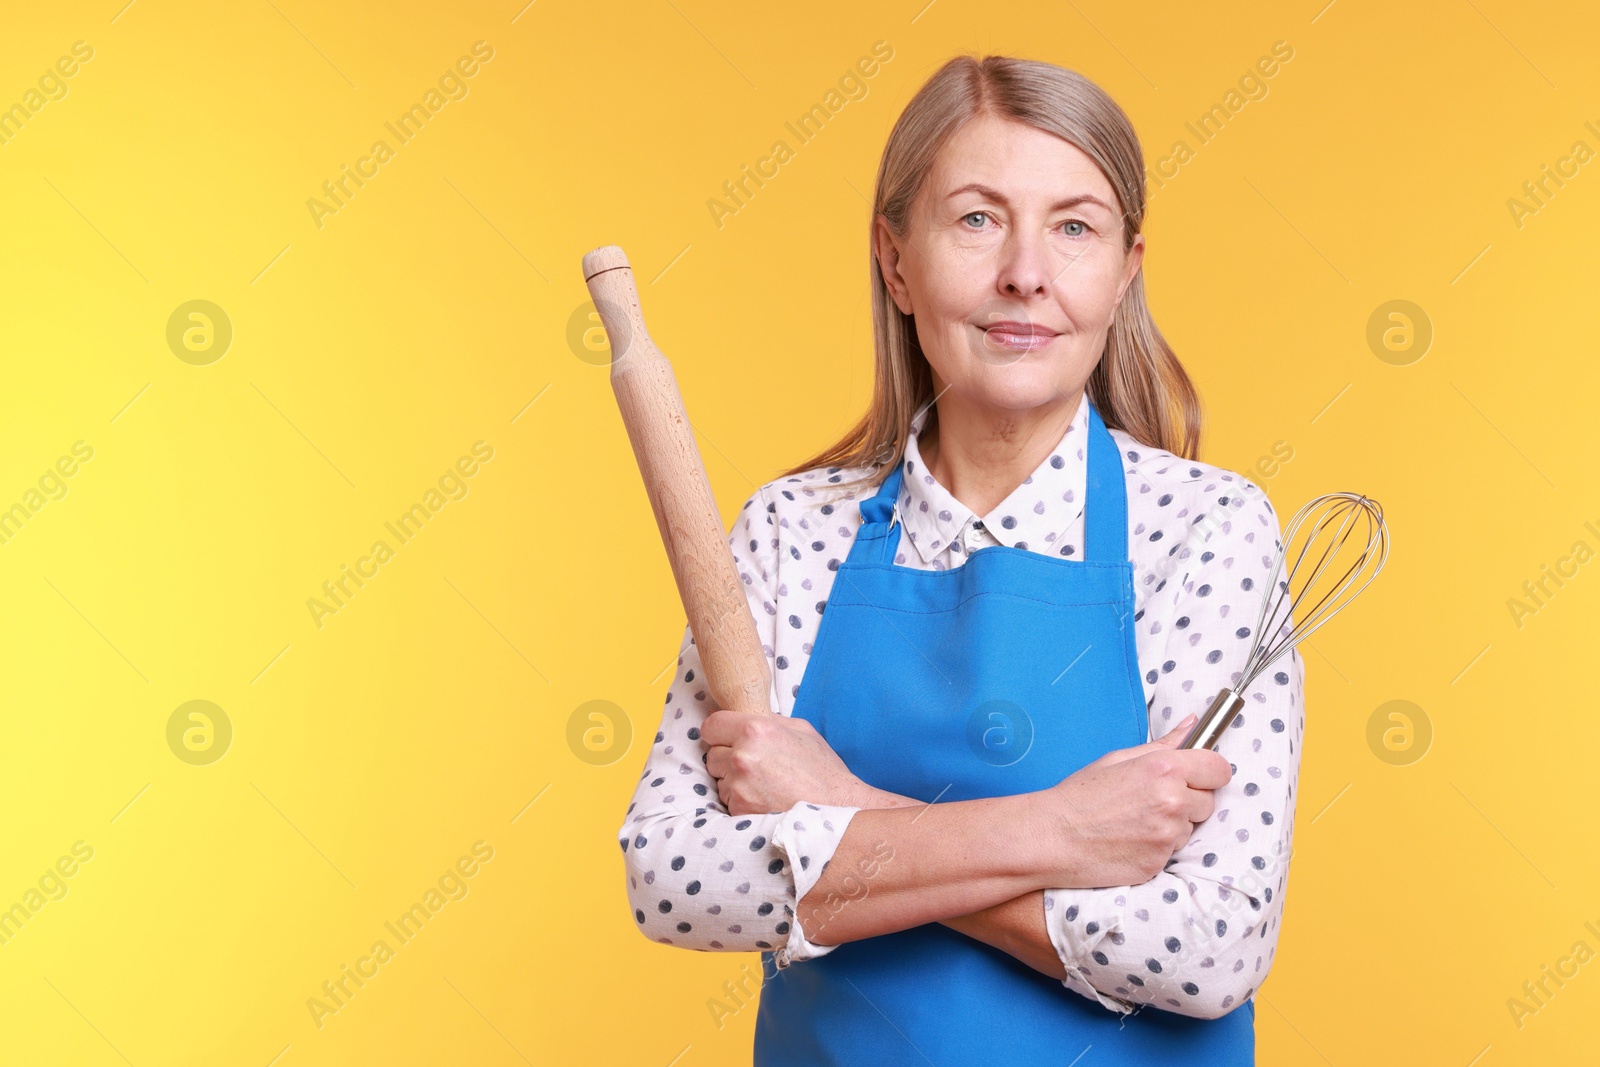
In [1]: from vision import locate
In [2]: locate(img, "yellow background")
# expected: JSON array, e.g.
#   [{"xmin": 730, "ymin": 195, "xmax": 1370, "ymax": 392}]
[{"xmin": 1, "ymin": 0, "xmax": 1595, "ymax": 1063}]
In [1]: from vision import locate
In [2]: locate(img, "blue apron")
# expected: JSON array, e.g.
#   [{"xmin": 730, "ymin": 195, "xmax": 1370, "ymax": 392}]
[{"xmin": 753, "ymin": 399, "xmax": 1255, "ymax": 1065}]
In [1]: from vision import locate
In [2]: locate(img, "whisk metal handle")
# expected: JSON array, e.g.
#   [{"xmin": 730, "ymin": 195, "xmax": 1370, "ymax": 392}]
[{"xmin": 1178, "ymin": 687, "xmax": 1245, "ymax": 750}]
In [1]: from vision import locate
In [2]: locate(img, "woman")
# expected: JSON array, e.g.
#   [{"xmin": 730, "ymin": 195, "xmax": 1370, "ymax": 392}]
[{"xmin": 618, "ymin": 53, "xmax": 1302, "ymax": 1065}]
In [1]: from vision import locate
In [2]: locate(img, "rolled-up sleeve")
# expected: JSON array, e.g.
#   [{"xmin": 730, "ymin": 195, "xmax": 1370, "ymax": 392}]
[
  {"xmin": 1043, "ymin": 479, "xmax": 1304, "ymax": 1020},
  {"xmin": 617, "ymin": 484, "xmax": 862, "ymax": 966}
]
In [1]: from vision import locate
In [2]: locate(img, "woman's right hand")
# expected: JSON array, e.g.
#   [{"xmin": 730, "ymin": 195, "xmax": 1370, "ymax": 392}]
[{"xmin": 1037, "ymin": 713, "xmax": 1234, "ymax": 889}]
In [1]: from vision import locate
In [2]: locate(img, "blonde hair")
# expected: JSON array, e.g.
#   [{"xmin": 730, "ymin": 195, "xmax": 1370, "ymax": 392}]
[{"xmin": 779, "ymin": 53, "xmax": 1202, "ymax": 492}]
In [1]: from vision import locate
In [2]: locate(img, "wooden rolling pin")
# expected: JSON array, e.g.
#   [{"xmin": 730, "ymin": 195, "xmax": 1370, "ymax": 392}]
[{"xmin": 582, "ymin": 245, "xmax": 773, "ymax": 717}]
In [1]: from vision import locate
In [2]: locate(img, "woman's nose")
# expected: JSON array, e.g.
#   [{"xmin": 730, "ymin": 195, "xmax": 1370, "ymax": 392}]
[{"xmin": 995, "ymin": 228, "xmax": 1051, "ymax": 297}]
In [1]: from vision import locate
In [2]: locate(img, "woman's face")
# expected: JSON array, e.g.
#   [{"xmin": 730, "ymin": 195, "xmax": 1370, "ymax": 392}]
[{"xmin": 875, "ymin": 113, "xmax": 1144, "ymax": 420}]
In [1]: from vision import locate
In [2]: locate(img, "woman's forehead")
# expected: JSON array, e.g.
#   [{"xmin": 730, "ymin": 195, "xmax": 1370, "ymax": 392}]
[{"xmin": 926, "ymin": 116, "xmax": 1116, "ymax": 210}]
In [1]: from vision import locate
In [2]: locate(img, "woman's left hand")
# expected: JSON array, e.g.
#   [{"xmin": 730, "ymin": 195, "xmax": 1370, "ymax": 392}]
[{"xmin": 700, "ymin": 709, "xmax": 868, "ymax": 816}]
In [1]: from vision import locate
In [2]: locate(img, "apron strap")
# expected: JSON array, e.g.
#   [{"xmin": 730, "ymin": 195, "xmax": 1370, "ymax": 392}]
[
  {"xmin": 847, "ymin": 395, "xmax": 1128, "ymax": 567},
  {"xmin": 848, "ymin": 458, "xmax": 905, "ymax": 566},
  {"xmin": 1082, "ymin": 399, "xmax": 1129, "ymax": 564}
]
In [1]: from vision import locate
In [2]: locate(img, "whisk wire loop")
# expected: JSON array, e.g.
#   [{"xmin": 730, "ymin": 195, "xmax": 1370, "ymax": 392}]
[
  {"xmin": 1240, "ymin": 493, "xmax": 1388, "ymax": 691},
  {"xmin": 1181, "ymin": 489, "xmax": 1388, "ymax": 751}
]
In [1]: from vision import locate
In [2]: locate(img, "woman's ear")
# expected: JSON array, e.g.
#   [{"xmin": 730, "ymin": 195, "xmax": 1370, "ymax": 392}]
[
  {"xmin": 873, "ymin": 214, "xmax": 914, "ymax": 316},
  {"xmin": 1112, "ymin": 232, "xmax": 1145, "ymax": 312}
]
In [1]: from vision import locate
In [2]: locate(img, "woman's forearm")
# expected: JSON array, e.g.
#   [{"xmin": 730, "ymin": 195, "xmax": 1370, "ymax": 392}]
[
  {"xmin": 796, "ymin": 787, "xmax": 1060, "ymax": 948},
  {"xmin": 940, "ymin": 890, "xmax": 1067, "ymax": 980},
  {"xmin": 810, "ymin": 782, "xmax": 1068, "ymax": 980}
]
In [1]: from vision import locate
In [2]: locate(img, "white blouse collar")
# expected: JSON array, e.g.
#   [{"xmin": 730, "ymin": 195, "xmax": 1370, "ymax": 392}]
[{"xmin": 894, "ymin": 396, "xmax": 1091, "ymax": 564}]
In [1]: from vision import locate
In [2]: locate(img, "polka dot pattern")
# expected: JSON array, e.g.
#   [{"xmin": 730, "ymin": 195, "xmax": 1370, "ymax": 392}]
[{"xmin": 618, "ymin": 399, "xmax": 1303, "ymax": 1015}]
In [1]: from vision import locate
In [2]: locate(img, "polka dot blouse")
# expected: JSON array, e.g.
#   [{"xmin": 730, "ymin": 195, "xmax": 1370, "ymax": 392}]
[{"xmin": 617, "ymin": 397, "xmax": 1304, "ymax": 1020}]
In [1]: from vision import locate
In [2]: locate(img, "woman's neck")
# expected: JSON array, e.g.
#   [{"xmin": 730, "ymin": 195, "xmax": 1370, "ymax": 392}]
[{"xmin": 919, "ymin": 390, "xmax": 1084, "ymax": 518}]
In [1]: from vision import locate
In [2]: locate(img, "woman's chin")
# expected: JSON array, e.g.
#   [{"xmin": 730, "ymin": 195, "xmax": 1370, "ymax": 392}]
[{"xmin": 951, "ymin": 374, "xmax": 1079, "ymax": 414}]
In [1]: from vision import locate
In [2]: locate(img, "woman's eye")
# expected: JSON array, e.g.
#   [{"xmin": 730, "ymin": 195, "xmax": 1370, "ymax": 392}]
[{"xmin": 960, "ymin": 212, "xmax": 1088, "ymax": 235}]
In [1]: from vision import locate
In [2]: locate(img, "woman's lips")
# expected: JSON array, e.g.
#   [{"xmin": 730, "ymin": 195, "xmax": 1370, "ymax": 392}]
[{"xmin": 979, "ymin": 323, "xmax": 1058, "ymax": 352}]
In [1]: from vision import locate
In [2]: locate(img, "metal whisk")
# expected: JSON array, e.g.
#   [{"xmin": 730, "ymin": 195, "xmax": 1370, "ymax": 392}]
[{"xmin": 1178, "ymin": 492, "xmax": 1390, "ymax": 750}]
